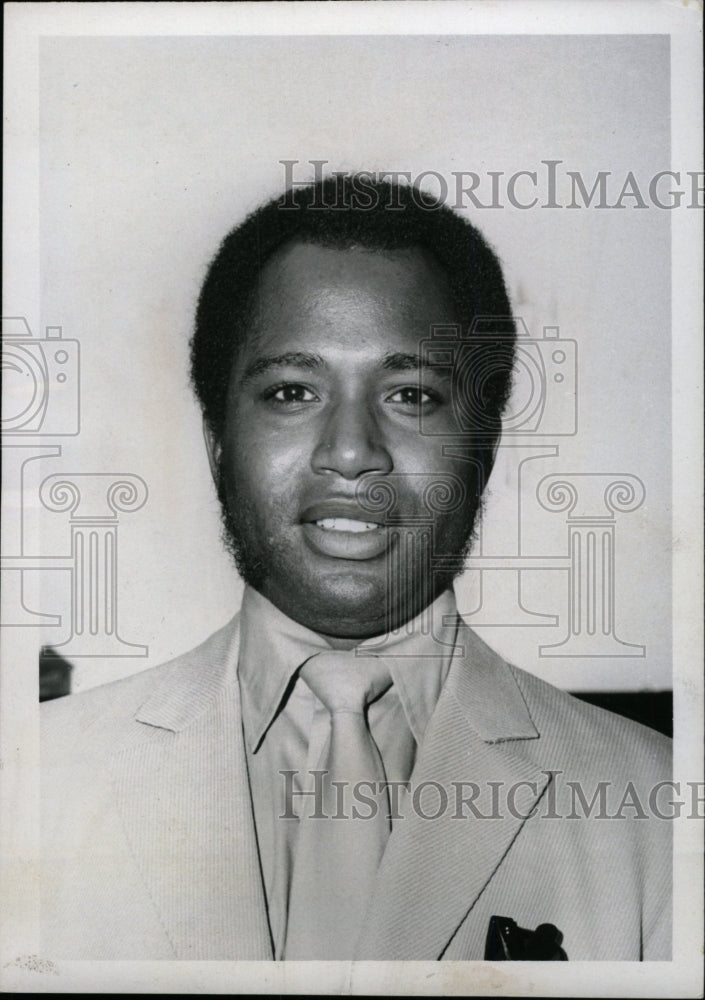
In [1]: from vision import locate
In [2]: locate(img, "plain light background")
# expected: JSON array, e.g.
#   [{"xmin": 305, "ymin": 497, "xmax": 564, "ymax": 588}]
[{"xmin": 32, "ymin": 33, "xmax": 671, "ymax": 693}]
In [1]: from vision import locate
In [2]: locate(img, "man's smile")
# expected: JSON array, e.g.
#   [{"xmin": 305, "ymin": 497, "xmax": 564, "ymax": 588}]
[{"xmin": 300, "ymin": 497, "xmax": 391, "ymax": 560}]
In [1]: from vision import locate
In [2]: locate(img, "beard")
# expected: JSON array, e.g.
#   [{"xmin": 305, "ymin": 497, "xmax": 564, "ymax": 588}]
[
  {"xmin": 215, "ymin": 452, "xmax": 486, "ymax": 635},
  {"xmin": 215, "ymin": 458, "xmax": 269, "ymax": 591}
]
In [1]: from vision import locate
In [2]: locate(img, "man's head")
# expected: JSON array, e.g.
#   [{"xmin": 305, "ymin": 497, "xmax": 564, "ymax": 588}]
[{"xmin": 191, "ymin": 176, "xmax": 516, "ymax": 642}]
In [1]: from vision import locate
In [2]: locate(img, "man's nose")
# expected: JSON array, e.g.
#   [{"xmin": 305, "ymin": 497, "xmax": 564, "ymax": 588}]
[{"xmin": 311, "ymin": 400, "xmax": 393, "ymax": 480}]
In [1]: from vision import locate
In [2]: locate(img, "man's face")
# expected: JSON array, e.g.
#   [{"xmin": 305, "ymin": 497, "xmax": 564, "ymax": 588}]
[{"xmin": 207, "ymin": 241, "xmax": 487, "ymax": 642}]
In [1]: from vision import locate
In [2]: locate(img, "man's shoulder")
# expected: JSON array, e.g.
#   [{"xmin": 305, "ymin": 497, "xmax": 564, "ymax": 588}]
[
  {"xmin": 41, "ymin": 615, "xmax": 240, "ymax": 760},
  {"xmin": 507, "ymin": 656, "xmax": 671, "ymax": 780},
  {"xmin": 464, "ymin": 628, "xmax": 671, "ymax": 770}
]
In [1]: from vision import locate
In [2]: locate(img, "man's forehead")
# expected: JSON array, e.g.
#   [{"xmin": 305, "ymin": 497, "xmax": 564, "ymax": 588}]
[{"xmin": 240, "ymin": 239, "xmax": 457, "ymax": 355}]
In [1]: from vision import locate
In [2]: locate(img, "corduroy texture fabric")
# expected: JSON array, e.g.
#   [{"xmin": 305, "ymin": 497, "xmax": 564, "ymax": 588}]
[
  {"xmin": 41, "ymin": 619, "xmax": 272, "ymax": 960},
  {"xmin": 40, "ymin": 614, "xmax": 672, "ymax": 960}
]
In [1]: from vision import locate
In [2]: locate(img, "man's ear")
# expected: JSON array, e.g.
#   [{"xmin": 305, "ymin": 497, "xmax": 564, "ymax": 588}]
[{"xmin": 202, "ymin": 420, "xmax": 222, "ymax": 488}]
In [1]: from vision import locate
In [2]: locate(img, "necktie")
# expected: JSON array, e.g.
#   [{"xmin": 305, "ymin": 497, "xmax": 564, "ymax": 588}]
[{"xmin": 284, "ymin": 651, "xmax": 392, "ymax": 960}]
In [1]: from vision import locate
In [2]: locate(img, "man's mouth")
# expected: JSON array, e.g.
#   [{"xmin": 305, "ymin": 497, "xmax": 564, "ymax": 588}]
[{"xmin": 301, "ymin": 499, "xmax": 390, "ymax": 560}]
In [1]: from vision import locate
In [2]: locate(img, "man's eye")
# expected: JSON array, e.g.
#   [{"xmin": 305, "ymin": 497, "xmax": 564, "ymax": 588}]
[
  {"xmin": 264, "ymin": 383, "xmax": 319, "ymax": 405},
  {"xmin": 386, "ymin": 386, "xmax": 438, "ymax": 407}
]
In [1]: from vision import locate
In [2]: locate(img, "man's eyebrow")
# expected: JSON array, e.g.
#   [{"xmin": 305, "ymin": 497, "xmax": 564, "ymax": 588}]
[
  {"xmin": 238, "ymin": 352, "xmax": 325, "ymax": 385},
  {"xmin": 380, "ymin": 352, "xmax": 451, "ymax": 375}
]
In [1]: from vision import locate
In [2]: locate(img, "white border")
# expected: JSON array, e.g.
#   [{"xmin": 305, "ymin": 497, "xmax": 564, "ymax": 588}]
[{"xmin": 2, "ymin": 1, "xmax": 702, "ymax": 995}]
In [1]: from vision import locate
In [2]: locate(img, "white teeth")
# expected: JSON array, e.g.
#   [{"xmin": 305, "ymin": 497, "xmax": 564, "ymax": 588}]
[{"xmin": 315, "ymin": 518, "xmax": 379, "ymax": 533}]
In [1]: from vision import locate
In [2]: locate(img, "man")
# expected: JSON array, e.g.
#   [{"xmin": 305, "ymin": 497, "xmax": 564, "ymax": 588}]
[{"xmin": 41, "ymin": 177, "xmax": 671, "ymax": 961}]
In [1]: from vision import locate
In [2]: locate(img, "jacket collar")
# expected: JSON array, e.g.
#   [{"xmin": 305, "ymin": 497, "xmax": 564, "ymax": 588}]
[
  {"xmin": 133, "ymin": 603, "xmax": 538, "ymax": 745},
  {"xmin": 134, "ymin": 616, "xmax": 241, "ymax": 733},
  {"xmin": 448, "ymin": 621, "xmax": 540, "ymax": 743}
]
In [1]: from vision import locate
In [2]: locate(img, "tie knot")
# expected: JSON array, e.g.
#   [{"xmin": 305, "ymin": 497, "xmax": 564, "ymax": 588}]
[{"xmin": 300, "ymin": 651, "xmax": 391, "ymax": 714}]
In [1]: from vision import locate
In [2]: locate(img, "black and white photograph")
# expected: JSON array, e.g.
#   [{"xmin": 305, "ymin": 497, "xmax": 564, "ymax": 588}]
[{"xmin": 1, "ymin": 2, "xmax": 702, "ymax": 995}]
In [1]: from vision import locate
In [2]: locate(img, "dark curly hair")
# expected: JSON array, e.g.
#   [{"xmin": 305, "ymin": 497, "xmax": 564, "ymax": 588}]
[{"xmin": 190, "ymin": 175, "xmax": 516, "ymax": 451}]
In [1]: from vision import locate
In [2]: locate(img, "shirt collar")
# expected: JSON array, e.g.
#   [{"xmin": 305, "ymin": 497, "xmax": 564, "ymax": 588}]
[
  {"xmin": 238, "ymin": 587, "xmax": 332, "ymax": 752},
  {"xmin": 238, "ymin": 585, "xmax": 459, "ymax": 752},
  {"xmin": 353, "ymin": 589, "xmax": 459, "ymax": 743}
]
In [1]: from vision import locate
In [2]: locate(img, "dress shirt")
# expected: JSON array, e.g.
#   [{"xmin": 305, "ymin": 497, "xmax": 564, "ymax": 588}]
[{"xmin": 237, "ymin": 584, "xmax": 460, "ymax": 959}]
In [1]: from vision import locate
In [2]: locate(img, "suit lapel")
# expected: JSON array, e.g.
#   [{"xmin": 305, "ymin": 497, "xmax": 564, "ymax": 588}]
[
  {"xmin": 356, "ymin": 626, "xmax": 551, "ymax": 960},
  {"xmin": 109, "ymin": 619, "xmax": 273, "ymax": 960}
]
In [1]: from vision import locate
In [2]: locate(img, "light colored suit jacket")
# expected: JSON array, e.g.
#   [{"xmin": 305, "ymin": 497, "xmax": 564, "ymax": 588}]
[{"xmin": 41, "ymin": 616, "xmax": 671, "ymax": 960}]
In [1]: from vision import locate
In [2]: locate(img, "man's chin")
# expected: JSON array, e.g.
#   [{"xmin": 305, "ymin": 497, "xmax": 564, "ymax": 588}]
[
  {"xmin": 259, "ymin": 567, "xmax": 451, "ymax": 642},
  {"xmin": 266, "ymin": 573, "xmax": 393, "ymax": 638}
]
